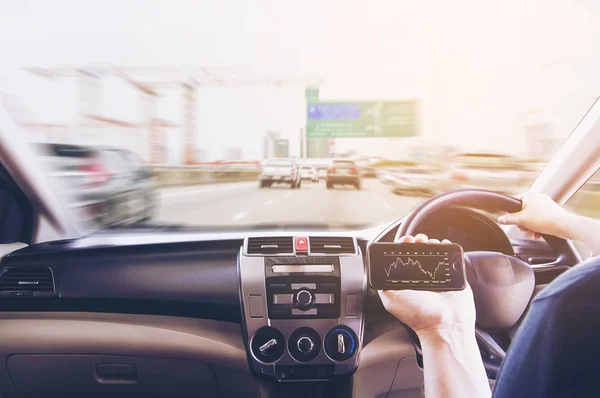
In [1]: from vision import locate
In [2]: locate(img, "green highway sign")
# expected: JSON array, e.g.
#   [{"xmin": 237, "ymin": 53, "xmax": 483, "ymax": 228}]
[
  {"xmin": 305, "ymin": 87, "xmax": 319, "ymax": 102},
  {"xmin": 306, "ymin": 100, "xmax": 418, "ymax": 138}
]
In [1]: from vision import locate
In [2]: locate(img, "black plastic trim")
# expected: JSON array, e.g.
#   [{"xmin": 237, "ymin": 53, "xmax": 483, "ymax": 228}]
[
  {"xmin": 0, "ymin": 163, "xmax": 34, "ymax": 244},
  {"xmin": 1, "ymin": 238, "xmax": 244, "ymax": 322}
]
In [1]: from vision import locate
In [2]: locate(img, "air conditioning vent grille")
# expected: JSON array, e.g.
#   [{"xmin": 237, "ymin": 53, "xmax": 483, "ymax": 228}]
[
  {"xmin": 0, "ymin": 266, "xmax": 56, "ymax": 296},
  {"xmin": 247, "ymin": 237, "xmax": 294, "ymax": 255},
  {"xmin": 309, "ymin": 237, "xmax": 356, "ymax": 254}
]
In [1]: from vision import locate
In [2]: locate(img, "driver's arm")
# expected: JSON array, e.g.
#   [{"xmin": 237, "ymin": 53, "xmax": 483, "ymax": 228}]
[
  {"xmin": 379, "ymin": 234, "xmax": 491, "ymax": 398},
  {"xmin": 418, "ymin": 326, "xmax": 492, "ymax": 398},
  {"xmin": 498, "ymin": 192, "xmax": 600, "ymax": 255}
]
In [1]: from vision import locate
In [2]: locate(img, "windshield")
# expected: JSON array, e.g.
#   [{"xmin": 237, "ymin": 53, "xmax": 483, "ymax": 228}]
[{"xmin": 2, "ymin": 0, "xmax": 599, "ymax": 232}]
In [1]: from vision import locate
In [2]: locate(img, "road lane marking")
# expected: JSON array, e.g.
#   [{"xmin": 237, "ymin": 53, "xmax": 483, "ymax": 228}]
[
  {"xmin": 383, "ymin": 203, "xmax": 393, "ymax": 210},
  {"xmin": 232, "ymin": 211, "xmax": 248, "ymax": 220},
  {"xmin": 265, "ymin": 198, "xmax": 276, "ymax": 206},
  {"xmin": 162, "ymin": 188, "xmax": 215, "ymax": 198},
  {"xmin": 160, "ymin": 182, "xmax": 254, "ymax": 198}
]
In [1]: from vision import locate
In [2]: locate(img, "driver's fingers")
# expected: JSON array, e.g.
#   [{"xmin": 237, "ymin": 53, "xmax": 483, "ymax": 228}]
[
  {"xmin": 397, "ymin": 235, "xmax": 416, "ymax": 243},
  {"xmin": 517, "ymin": 226, "xmax": 542, "ymax": 240},
  {"xmin": 498, "ymin": 212, "xmax": 522, "ymax": 225},
  {"xmin": 441, "ymin": 239, "xmax": 452, "ymax": 244},
  {"xmin": 414, "ymin": 234, "xmax": 429, "ymax": 243},
  {"xmin": 528, "ymin": 231, "xmax": 542, "ymax": 240},
  {"xmin": 427, "ymin": 238, "xmax": 441, "ymax": 244}
]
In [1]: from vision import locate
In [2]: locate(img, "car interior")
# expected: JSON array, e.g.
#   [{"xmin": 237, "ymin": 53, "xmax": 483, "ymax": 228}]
[{"xmin": 0, "ymin": 102, "xmax": 598, "ymax": 398}]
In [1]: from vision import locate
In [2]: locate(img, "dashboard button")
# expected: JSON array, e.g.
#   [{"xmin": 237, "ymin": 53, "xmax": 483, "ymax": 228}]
[
  {"xmin": 291, "ymin": 283, "xmax": 316, "ymax": 290},
  {"xmin": 273, "ymin": 294, "xmax": 293, "ymax": 305},
  {"xmin": 291, "ymin": 308, "xmax": 317, "ymax": 316},
  {"xmin": 345, "ymin": 294, "xmax": 358, "ymax": 317},
  {"xmin": 248, "ymin": 295, "xmax": 264, "ymax": 318},
  {"xmin": 314, "ymin": 293, "xmax": 334, "ymax": 304},
  {"xmin": 295, "ymin": 236, "xmax": 308, "ymax": 251}
]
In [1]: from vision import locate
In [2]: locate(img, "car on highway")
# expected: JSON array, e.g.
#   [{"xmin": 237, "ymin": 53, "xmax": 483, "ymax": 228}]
[
  {"xmin": 391, "ymin": 166, "xmax": 441, "ymax": 196},
  {"xmin": 378, "ymin": 168, "xmax": 398, "ymax": 185},
  {"xmin": 447, "ymin": 153, "xmax": 527, "ymax": 195},
  {"xmin": 360, "ymin": 166, "xmax": 377, "ymax": 178},
  {"xmin": 316, "ymin": 166, "xmax": 328, "ymax": 180},
  {"xmin": 35, "ymin": 143, "xmax": 158, "ymax": 227},
  {"xmin": 326, "ymin": 159, "xmax": 361, "ymax": 189},
  {"xmin": 299, "ymin": 165, "xmax": 319, "ymax": 182},
  {"xmin": 259, "ymin": 158, "xmax": 301, "ymax": 189}
]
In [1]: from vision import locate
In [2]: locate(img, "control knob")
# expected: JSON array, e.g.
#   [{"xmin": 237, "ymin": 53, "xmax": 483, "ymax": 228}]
[
  {"xmin": 297, "ymin": 336, "xmax": 315, "ymax": 354},
  {"xmin": 295, "ymin": 289, "xmax": 313, "ymax": 309},
  {"xmin": 288, "ymin": 327, "xmax": 321, "ymax": 362},
  {"xmin": 324, "ymin": 326, "xmax": 358, "ymax": 362},
  {"xmin": 251, "ymin": 326, "xmax": 285, "ymax": 363}
]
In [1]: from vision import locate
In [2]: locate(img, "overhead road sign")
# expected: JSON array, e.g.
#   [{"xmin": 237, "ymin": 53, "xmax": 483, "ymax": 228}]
[{"xmin": 306, "ymin": 100, "xmax": 418, "ymax": 138}]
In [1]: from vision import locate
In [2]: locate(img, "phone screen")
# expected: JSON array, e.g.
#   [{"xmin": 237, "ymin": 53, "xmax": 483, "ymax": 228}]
[{"xmin": 368, "ymin": 243, "xmax": 466, "ymax": 291}]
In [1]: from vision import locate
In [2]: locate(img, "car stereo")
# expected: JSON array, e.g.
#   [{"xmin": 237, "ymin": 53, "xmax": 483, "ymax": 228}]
[{"xmin": 238, "ymin": 236, "xmax": 365, "ymax": 382}]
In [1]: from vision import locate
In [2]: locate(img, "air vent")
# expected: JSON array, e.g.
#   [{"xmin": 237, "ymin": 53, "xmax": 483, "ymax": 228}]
[
  {"xmin": 0, "ymin": 266, "xmax": 56, "ymax": 297},
  {"xmin": 247, "ymin": 237, "xmax": 294, "ymax": 255},
  {"xmin": 309, "ymin": 237, "xmax": 356, "ymax": 254}
]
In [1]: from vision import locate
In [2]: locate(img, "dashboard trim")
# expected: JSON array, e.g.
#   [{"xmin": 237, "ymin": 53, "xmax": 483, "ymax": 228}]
[{"xmin": 241, "ymin": 237, "xmax": 360, "ymax": 257}]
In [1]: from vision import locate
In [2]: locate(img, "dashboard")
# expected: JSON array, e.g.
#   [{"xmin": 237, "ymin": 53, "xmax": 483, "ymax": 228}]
[{"xmin": 0, "ymin": 210, "xmax": 555, "ymax": 398}]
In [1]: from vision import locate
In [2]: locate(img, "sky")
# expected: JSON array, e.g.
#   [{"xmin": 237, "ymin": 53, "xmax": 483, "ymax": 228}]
[{"xmin": 1, "ymin": 0, "xmax": 599, "ymax": 161}]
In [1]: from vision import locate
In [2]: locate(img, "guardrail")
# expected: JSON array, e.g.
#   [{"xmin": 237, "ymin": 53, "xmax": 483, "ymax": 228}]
[{"xmin": 152, "ymin": 167, "xmax": 261, "ymax": 188}]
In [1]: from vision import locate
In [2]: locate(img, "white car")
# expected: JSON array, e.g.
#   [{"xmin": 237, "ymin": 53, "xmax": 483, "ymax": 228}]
[
  {"xmin": 391, "ymin": 167, "xmax": 441, "ymax": 196},
  {"xmin": 316, "ymin": 167, "xmax": 328, "ymax": 180},
  {"xmin": 447, "ymin": 154, "xmax": 527, "ymax": 195},
  {"xmin": 259, "ymin": 158, "xmax": 301, "ymax": 189},
  {"xmin": 299, "ymin": 165, "xmax": 318, "ymax": 182},
  {"xmin": 379, "ymin": 168, "xmax": 398, "ymax": 185}
]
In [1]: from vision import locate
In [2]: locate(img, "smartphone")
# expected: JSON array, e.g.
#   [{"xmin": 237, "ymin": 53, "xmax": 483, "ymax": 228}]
[{"xmin": 367, "ymin": 242, "xmax": 466, "ymax": 291}]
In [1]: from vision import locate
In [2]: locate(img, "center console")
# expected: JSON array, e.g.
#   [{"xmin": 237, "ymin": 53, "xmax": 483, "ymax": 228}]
[{"xmin": 238, "ymin": 236, "xmax": 365, "ymax": 385}]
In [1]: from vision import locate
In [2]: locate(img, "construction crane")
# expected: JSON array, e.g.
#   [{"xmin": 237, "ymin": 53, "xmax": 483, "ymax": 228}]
[{"xmin": 25, "ymin": 65, "xmax": 326, "ymax": 164}]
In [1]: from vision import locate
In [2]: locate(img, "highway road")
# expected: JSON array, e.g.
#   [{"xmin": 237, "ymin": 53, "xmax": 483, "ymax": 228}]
[{"xmin": 157, "ymin": 179, "xmax": 425, "ymax": 228}]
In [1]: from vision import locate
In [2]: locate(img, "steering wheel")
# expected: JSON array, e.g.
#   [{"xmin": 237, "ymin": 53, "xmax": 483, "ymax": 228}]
[{"xmin": 389, "ymin": 189, "xmax": 581, "ymax": 376}]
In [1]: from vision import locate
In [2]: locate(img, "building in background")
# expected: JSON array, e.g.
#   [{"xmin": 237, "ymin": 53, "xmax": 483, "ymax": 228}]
[
  {"xmin": 273, "ymin": 139, "xmax": 290, "ymax": 158},
  {"xmin": 307, "ymin": 138, "xmax": 330, "ymax": 158},
  {"xmin": 196, "ymin": 149, "xmax": 210, "ymax": 162},
  {"xmin": 263, "ymin": 131, "xmax": 281, "ymax": 158},
  {"xmin": 223, "ymin": 146, "xmax": 243, "ymax": 160}
]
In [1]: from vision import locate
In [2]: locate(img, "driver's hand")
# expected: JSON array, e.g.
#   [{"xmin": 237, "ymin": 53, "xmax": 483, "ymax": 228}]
[
  {"xmin": 497, "ymin": 192, "xmax": 570, "ymax": 240},
  {"xmin": 378, "ymin": 234, "xmax": 476, "ymax": 334}
]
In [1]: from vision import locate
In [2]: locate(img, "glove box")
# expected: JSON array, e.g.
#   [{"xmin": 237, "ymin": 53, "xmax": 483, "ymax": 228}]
[{"xmin": 6, "ymin": 354, "xmax": 220, "ymax": 397}]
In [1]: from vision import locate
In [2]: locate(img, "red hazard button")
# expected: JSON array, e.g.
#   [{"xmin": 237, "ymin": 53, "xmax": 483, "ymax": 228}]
[{"xmin": 295, "ymin": 237, "xmax": 308, "ymax": 252}]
